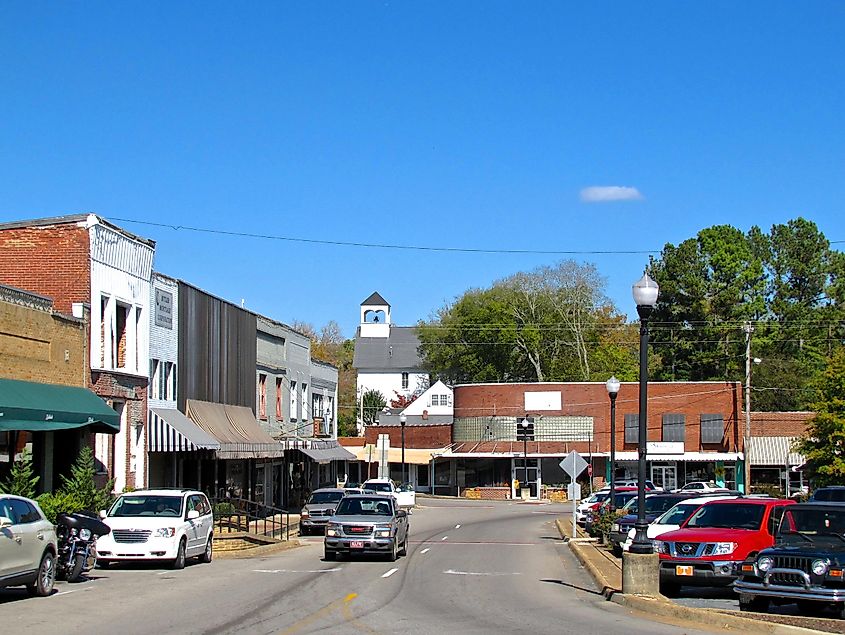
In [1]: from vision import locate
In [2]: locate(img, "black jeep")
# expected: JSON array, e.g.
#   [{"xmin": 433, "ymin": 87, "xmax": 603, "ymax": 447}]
[{"xmin": 734, "ymin": 503, "xmax": 845, "ymax": 617}]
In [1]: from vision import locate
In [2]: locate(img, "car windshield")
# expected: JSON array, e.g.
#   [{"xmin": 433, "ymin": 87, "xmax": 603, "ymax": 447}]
[
  {"xmin": 334, "ymin": 497, "xmax": 393, "ymax": 516},
  {"xmin": 656, "ymin": 503, "xmax": 698, "ymax": 526},
  {"xmin": 813, "ymin": 489, "xmax": 845, "ymax": 502},
  {"xmin": 397, "ymin": 483, "xmax": 414, "ymax": 492},
  {"xmin": 614, "ymin": 493, "xmax": 636, "ymax": 507},
  {"xmin": 685, "ymin": 503, "xmax": 765, "ymax": 530},
  {"xmin": 364, "ymin": 482, "xmax": 393, "ymax": 493},
  {"xmin": 780, "ymin": 508, "xmax": 845, "ymax": 541},
  {"xmin": 624, "ymin": 496, "xmax": 685, "ymax": 515},
  {"xmin": 109, "ymin": 495, "xmax": 183, "ymax": 517},
  {"xmin": 308, "ymin": 492, "xmax": 344, "ymax": 504}
]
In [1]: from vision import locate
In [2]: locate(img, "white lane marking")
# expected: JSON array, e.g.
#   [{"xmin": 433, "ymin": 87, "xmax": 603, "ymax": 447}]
[
  {"xmin": 382, "ymin": 568, "xmax": 398, "ymax": 578},
  {"xmin": 455, "ymin": 524, "xmax": 461, "ymax": 529},
  {"xmin": 422, "ymin": 541, "xmax": 534, "ymax": 546},
  {"xmin": 444, "ymin": 569, "xmax": 521, "ymax": 576},
  {"xmin": 254, "ymin": 568, "xmax": 341, "ymax": 574},
  {"xmin": 421, "ymin": 548, "xmax": 430, "ymax": 554},
  {"xmin": 52, "ymin": 589, "xmax": 79, "ymax": 597},
  {"xmin": 441, "ymin": 536, "xmax": 448, "ymax": 541}
]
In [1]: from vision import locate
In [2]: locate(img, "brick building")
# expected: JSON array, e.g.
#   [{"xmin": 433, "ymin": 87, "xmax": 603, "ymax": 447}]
[
  {"xmin": 747, "ymin": 411, "xmax": 814, "ymax": 494},
  {"xmin": 448, "ymin": 381, "xmax": 745, "ymax": 498},
  {"xmin": 0, "ymin": 214, "xmax": 154, "ymax": 490},
  {"xmin": 0, "ymin": 284, "xmax": 119, "ymax": 491}
]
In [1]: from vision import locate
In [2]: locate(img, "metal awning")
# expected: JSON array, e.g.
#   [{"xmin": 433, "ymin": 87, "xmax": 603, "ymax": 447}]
[
  {"xmin": 185, "ymin": 399, "xmax": 284, "ymax": 459},
  {"xmin": 348, "ymin": 446, "xmax": 449, "ymax": 465},
  {"xmin": 612, "ymin": 452, "xmax": 742, "ymax": 462},
  {"xmin": 0, "ymin": 377, "xmax": 120, "ymax": 433},
  {"xmin": 149, "ymin": 407, "xmax": 221, "ymax": 452},
  {"xmin": 749, "ymin": 436, "xmax": 804, "ymax": 466},
  {"xmin": 299, "ymin": 445, "xmax": 356, "ymax": 464}
]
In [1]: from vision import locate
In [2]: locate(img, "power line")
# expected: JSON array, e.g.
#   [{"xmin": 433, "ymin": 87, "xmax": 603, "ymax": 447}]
[{"xmin": 107, "ymin": 216, "xmax": 659, "ymax": 256}]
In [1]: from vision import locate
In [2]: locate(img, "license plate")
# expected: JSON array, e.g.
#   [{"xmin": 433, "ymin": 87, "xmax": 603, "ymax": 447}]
[
  {"xmin": 350, "ymin": 541, "xmax": 364, "ymax": 549},
  {"xmin": 676, "ymin": 565, "xmax": 694, "ymax": 576}
]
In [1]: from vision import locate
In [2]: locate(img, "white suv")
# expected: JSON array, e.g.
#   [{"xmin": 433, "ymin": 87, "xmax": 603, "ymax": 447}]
[
  {"xmin": 96, "ymin": 489, "xmax": 214, "ymax": 569},
  {"xmin": 0, "ymin": 495, "xmax": 58, "ymax": 596}
]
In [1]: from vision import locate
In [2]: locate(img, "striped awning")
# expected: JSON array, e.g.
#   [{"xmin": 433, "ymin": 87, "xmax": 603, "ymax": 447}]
[
  {"xmin": 749, "ymin": 436, "xmax": 804, "ymax": 466},
  {"xmin": 149, "ymin": 407, "xmax": 220, "ymax": 453}
]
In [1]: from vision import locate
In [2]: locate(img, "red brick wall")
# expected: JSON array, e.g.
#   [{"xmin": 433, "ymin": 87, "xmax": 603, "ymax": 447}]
[
  {"xmin": 750, "ymin": 411, "xmax": 814, "ymax": 437},
  {"xmin": 454, "ymin": 381, "xmax": 743, "ymax": 453},
  {"xmin": 363, "ymin": 424, "xmax": 451, "ymax": 448},
  {"xmin": 0, "ymin": 223, "xmax": 91, "ymax": 314}
]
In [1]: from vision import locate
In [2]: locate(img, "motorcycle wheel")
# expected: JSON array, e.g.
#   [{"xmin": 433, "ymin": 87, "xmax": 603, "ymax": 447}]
[{"xmin": 67, "ymin": 553, "xmax": 86, "ymax": 582}]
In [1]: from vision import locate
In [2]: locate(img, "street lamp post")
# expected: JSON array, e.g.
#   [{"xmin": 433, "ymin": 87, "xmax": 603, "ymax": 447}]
[
  {"xmin": 522, "ymin": 420, "xmax": 529, "ymax": 491},
  {"xmin": 606, "ymin": 376, "xmax": 620, "ymax": 511},
  {"xmin": 629, "ymin": 273, "xmax": 659, "ymax": 555},
  {"xmin": 400, "ymin": 413, "xmax": 407, "ymax": 485}
]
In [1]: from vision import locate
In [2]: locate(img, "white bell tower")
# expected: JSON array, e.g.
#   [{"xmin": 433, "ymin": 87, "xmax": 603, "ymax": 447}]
[{"xmin": 360, "ymin": 292, "xmax": 391, "ymax": 338}]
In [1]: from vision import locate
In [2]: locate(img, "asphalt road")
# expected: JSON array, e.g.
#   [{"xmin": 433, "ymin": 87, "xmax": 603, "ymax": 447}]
[{"xmin": 0, "ymin": 499, "xmax": 718, "ymax": 635}]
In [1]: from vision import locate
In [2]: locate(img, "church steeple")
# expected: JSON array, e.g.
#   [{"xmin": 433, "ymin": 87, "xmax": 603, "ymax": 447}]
[{"xmin": 360, "ymin": 292, "xmax": 391, "ymax": 337}]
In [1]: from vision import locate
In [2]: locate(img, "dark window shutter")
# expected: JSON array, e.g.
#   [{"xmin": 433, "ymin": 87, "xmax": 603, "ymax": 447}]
[
  {"xmin": 700, "ymin": 414, "xmax": 725, "ymax": 444},
  {"xmin": 662, "ymin": 414, "xmax": 685, "ymax": 443},
  {"xmin": 624, "ymin": 414, "xmax": 639, "ymax": 444}
]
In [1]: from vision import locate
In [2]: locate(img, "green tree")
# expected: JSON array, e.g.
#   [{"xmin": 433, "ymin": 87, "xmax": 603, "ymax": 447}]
[
  {"xmin": 58, "ymin": 445, "xmax": 115, "ymax": 513},
  {"xmin": 361, "ymin": 389, "xmax": 386, "ymax": 426},
  {"xmin": 0, "ymin": 448, "xmax": 39, "ymax": 499},
  {"xmin": 795, "ymin": 350, "xmax": 845, "ymax": 486}
]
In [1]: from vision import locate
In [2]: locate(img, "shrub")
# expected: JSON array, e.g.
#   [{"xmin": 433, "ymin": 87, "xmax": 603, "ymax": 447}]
[
  {"xmin": 213, "ymin": 502, "xmax": 236, "ymax": 519},
  {"xmin": 0, "ymin": 449, "xmax": 39, "ymax": 499},
  {"xmin": 592, "ymin": 507, "xmax": 625, "ymax": 540},
  {"xmin": 35, "ymin": 446, "xmax": 115, "ymax": 523}
]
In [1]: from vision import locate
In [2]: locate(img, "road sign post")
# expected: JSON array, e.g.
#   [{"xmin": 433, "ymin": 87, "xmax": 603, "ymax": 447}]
[{"xmin": 560, "ymin": 451, "xmax": 588, "ymax": 539}]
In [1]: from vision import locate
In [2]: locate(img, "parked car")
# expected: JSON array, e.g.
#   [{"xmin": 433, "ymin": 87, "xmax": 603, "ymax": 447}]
[
  {"xmin": 673, "ymin": 481, "xmax": 730, "ymax": 494},
  {"xmin": 576, "ymin": 492, "xmax": 610, "ymax": 525},
  {"xmin": 607, "ymin": 493, "xmax": 694, "ymax": 557},
  {"xmin": 585, "ymin": 489, "xmax": 638, "ymax": 537},
  {"xmin": 324, "ymin": 494, "xmax": 409, "ymax": 561},
  {"xmin": 734, "ymin": 502, "xmax": 845, "ymax": 615},
  {"xmin": 395, "ymin": 483, "xmax": 416, "ymax": 509},
  {"xmin": 620, "ymin": 493, "xmax": 741, "ymax": 553},
  {"xmin": 810, "ymin": 486, "xmax": 845, "ymax": 503},
  {"xmin": 96, "ymin": 489, "xmax": 214, "ymax": 569},
  {"xmin": 0, "ymin": 494, "xmax": 58, "ymax": 596},
  {"xmin": 655, "ymin": 497, "xmax": 794, "ymax": 597},
  {"xmin": 300, "ymin": 488, "xmax": 346, "ymax": 535},
  {"xmin": 604, "ymin": 479, "xmax": 662, "ymax": 492}
]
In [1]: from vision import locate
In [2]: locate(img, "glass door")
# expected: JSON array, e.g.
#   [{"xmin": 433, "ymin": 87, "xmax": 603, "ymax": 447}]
[{"xmin": 651, "ymin": 463, "xmax": 677, "ymax": 491}]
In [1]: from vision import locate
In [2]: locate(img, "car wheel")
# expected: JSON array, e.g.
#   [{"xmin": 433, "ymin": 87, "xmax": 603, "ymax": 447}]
[
  {"xmin": 659, "ymin": 582, "xmax": 681, "ymax": 598},
  {"xmin": 200, "ymin": 535, "xmax": 213, "ymax": 563},
  {"xmin": 739, "ymin": 595, "xmax": 769, "ymax": 613},
  {"xmin": 171, "ymin": 538, "xmax": 187, "ymax": 570},
  {"xmin": 387, "ymin": 538, "xmax": 398, "ymax": 562},
  {"xmin": 96, "ymin": 559, "xmax": 110, "ymax": 569},
  {"xmin": 324, "ymin": 547, "xmax": 336, "ymax": 561},
  {"xmin": 398, "ymin": 533, "xmax": 408, "ymax": 557},
  {"xmin": 26, "ymin": 550, "xmax": 56, "ymax": 597}
]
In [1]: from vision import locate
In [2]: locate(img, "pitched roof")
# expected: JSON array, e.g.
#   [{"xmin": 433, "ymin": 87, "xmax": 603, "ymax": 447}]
[
  {"xmin": 361, "ymin": 291, "xmax": 390, "ymax": 307},
  {"xmin": 353, "ymin": 326, "xmax": 422, "ymax": 370}
]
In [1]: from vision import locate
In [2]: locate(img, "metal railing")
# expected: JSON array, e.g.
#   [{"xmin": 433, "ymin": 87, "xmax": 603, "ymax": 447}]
[{"xmin": 211, "ymin": 497, "xmax": 290, "ymax": 541}]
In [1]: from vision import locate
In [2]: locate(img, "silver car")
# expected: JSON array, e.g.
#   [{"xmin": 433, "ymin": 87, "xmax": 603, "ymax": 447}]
[
  {"xmin": 0, "ymin": 494, "xmax": 58, "ymax": 596},
  {"xmin": 300, "ymin": 488, "xmax": 346, "ymax": 535},
  {"xmin": 324, "ymin": 495, "xmax": 409, "ymax": 561}
]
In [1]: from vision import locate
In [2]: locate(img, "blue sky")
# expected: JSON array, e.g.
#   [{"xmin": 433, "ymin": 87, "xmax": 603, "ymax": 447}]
[{"xmin": 2, "ymin": 3, "xmax": 843, "ymax": 337}]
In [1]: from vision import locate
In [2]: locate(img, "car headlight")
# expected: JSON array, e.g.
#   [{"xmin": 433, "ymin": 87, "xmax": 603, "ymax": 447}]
[
  {"xmin": 374, "ymin": 525, "xmax": 393, "ymax": 538},
  {"xmin": 326, "ymin": 523, "xmax": 340, "ymax": 537},
  {"xmin": 611, "ymin": 523, "xmax": 620, "ymax": 532},
  {"xmin": 756, "ymin": 555, "xmax": 774, "ymax": 573},
  {"xmin": 154, "ymin": 527, "xmax": 176, "ymax": 538},
  {"xmin": 301, "ymin": 509, "xmax": 309, "ymax": 517},
  {"xmin": 653, "ymin": 540, "xmax": 664, "ymax": 553},
  {"xmin": 812, "ymin": 559, "xmax": 830, "ymax": 575},
  {"xmin": 710, "ymin": 542, "xmax": 737, "ymax": 556},
  {"xmin": 79, "ymin": 528, "xmax": 92, "ymax": 540}
]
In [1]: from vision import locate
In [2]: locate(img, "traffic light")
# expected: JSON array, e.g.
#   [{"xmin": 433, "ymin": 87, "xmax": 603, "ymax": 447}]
[{"xmin": 516, "ymin": 416, "xmax": 535, "ymax": 441}]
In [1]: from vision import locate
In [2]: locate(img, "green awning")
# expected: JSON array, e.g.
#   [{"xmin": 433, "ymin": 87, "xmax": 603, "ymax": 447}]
[{"xmin": 0, "ymin": 378, "xmax": 120, "ymax": 433}]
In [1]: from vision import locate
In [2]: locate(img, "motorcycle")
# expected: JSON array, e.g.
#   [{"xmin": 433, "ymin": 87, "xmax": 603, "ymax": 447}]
[{"xmin": 55, "ymin": 512, "xmax": 111, "ymax": 582}]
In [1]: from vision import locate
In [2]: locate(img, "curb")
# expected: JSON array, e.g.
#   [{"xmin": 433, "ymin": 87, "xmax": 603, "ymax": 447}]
[
  {"xmin": 214, "ymin": 539, "xmax": 303, "ymax": 559},
  {"xmin": 555, "ymin": 518, "xmax": 825, "ymax": 635}
]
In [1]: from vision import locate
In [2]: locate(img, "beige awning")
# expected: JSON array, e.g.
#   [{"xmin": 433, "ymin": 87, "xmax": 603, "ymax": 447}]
[
  {"xmin": 749, "ymin": 436, "xmax": 804, "ymax": 466},
  {"xmin": 185, "ymin": 399, "xmax": 283, "ymax": 459},
  {"xmin": 349, "ymin": 446, "xmax": 450, "ymax": 465}
]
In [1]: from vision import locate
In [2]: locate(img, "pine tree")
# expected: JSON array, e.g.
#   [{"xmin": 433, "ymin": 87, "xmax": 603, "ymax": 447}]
[{"xmin": 0, "ymin": 448, "xmax": 39, "ymax": 498}]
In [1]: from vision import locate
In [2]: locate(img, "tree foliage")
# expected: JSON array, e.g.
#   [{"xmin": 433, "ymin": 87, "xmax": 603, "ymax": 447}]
[
  {"xmin": 417, "ymin": 260, "xmax": 636, "ymax": 383},
  {"xmin": 36, "ymin": 446, "xmax": 116, "ymax": 523},
  {"xmin": 795, "ymin": 350, "xmax": 845, "ymax": 486},
  {"xmin": 0, "ymin": 448, "xmax": 39, "ymax": 499},
  {"xmin": 361, "ymin": 389, "xmax": 386, "ymax": 425}
]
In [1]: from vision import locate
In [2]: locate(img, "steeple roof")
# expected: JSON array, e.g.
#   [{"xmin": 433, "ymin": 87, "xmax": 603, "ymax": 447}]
[{"xmin": 361, "ymin": 291, "xmax": 390, "ymax": 307}]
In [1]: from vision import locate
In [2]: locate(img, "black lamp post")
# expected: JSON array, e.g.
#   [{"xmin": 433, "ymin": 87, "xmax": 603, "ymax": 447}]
[
  {"xmin": 521, "ymin": 420, "xmax": 529, "ymax": 489},
  {"xmin": 400, "ymin": 413, "xmax": 407, "ymax": 484},
  {"xmin": 606, "ymin": 376, "xmax": 620, "ymax": 511},
  {"xmin": 630, "ymin": 272, "xmax": 659, "ymax": 555}
]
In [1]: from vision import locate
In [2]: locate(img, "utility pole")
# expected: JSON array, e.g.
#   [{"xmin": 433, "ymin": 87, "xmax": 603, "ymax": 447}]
[{"xmin": 743, "ymin": 322, "xmax": 754, "ymax": 494}]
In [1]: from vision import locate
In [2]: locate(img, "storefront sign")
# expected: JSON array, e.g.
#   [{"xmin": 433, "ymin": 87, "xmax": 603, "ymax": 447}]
[
  {"xmin": 155, "ymin": 289, "xmax": 173, "ymax": 329},
  {"xmin": 647, "ymin": 441, "xmax": 684, "ymax": 454}
]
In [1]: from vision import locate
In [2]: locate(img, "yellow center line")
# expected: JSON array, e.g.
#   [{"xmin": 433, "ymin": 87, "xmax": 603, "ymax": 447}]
[{"xmin": 280, "ymin": 592, "xmax": 376, "ymax": 634}]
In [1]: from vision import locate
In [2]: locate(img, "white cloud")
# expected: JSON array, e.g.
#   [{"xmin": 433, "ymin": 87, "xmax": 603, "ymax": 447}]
[{"xmin": 579, "ymin": 186, "xmax": 644, "ymax": 203}]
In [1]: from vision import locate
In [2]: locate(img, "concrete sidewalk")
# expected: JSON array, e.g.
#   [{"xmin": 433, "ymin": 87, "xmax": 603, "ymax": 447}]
[{"xmin": 555, "ymin": 518, "xmax": 825, "ymax": 635}]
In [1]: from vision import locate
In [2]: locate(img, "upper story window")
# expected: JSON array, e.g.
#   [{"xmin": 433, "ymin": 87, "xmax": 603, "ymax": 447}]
[
  {"xmin": 258, "ymin": 374, "xmax": 267, "ymax": 419},
  {"xmin": 662, "ymin": 414, "xmax": 686, "ymax": 443},
  {"xmin": 402, "ymin": 373, "xmax": 409, "ymax": 390},
  {"xmin": 97, "ymin": 294, "xmax": 143, "ymax": 374},
  {"xmin": 301, "ymin": 384, "xmax": 308, "ymax": 421},
  {"xmin": 290, "ymin": 381, "xmax": 297, "ymax": 420},
  {"xmin": 276, "ymin": 378, "xmax": 283, "ymax": 419}
]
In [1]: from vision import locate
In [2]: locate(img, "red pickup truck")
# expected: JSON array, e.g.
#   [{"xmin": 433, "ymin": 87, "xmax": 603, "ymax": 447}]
[{"xmin": 655, "ymin": 497, "xmax": 795, "ymax": 597}]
